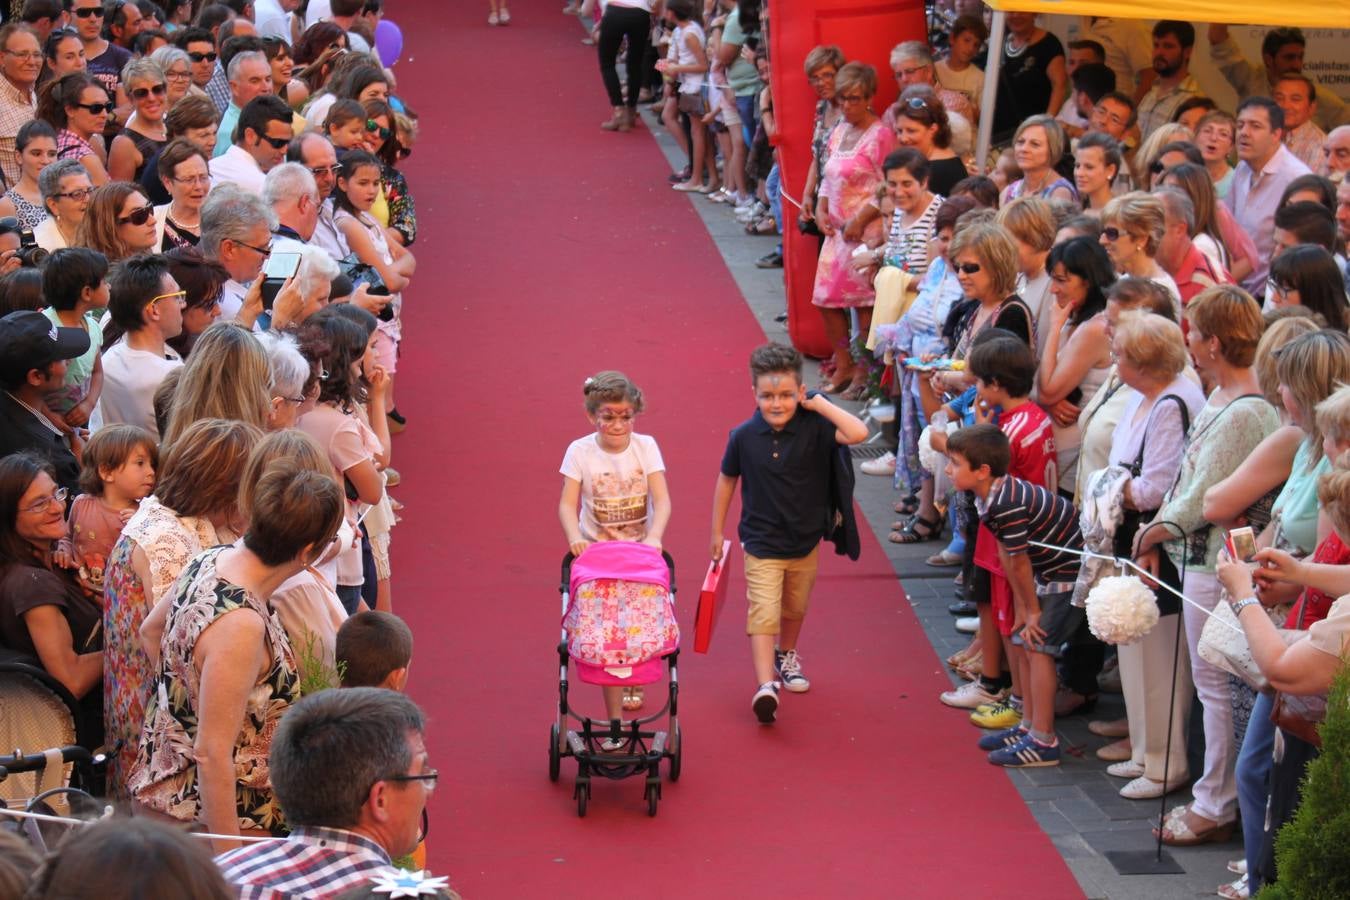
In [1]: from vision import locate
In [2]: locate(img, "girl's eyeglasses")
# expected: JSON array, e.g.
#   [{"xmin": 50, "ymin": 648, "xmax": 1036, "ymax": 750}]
[{"xmin": 365, "ymin": 120, "xmax": 391, "ymax": 140}]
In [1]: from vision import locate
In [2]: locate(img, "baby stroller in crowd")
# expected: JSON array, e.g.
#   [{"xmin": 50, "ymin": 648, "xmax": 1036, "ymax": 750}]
[{"xmin": 550, "ymin": 541, "xmax": 683, "ymax": 817}]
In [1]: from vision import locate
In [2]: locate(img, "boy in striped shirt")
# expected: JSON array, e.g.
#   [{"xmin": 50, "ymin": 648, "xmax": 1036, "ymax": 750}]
[{"xmin": 945, "ymin": 423, "xmax": 1084, "ymax": 767}]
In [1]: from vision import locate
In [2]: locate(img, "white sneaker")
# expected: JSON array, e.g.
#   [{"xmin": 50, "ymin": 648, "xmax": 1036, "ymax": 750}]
[
  {"xmin": 860, "ymin": 452, "xmax": 896, "ymax": 476},
  {"xmin": 488, "ymin": 10, "xmax": 500, "ymax": 24},
  {"xmin": 752, "ymin": 682, "xmax": 780, "ymax": 723},
  {"xmin": 940, "ymin": 679, "xmax": 1008, "ymax": 709},
  {"xmin": 1106, "ymin": 759, "xmax": 1145, "ymax": 779},
  {"xmin": 955, "ymin": 616, "xmax": 979, "ymax": 634}
]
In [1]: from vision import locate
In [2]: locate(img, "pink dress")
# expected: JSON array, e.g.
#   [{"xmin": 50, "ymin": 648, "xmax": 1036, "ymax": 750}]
[{"xmin": 812, "ymin": 119, "xmax": 895, "ymax": 309}]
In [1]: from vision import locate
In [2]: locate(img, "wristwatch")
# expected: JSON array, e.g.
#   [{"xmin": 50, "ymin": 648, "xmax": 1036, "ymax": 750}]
[{"xmin": 1229, "ymin": 595, "xmax": 1261, "ymax": 617}]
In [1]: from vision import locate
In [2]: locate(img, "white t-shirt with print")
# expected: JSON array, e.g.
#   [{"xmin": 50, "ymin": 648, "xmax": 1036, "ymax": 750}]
[{"xmin": 560, "ymin": 432, "xmax": 665, "ymax": 543}]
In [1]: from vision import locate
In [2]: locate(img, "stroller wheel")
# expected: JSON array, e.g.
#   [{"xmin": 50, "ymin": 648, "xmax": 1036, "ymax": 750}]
[
  {"xmin": 576, "ymin": 783, "xmax": 589, "ymax": 817},
  {"xmin": 548, "ymin": 723, "xmax": 561, "ymax": 782},
  {"xmin": 668, "ymin": 723, "xmax": 682, "ymax": 782},
  {"xmin": 645, "ymin": 782, "xmax": 660, "ymax": 817}
]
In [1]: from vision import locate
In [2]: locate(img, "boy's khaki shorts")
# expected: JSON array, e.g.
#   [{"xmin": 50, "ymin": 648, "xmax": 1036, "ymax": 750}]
[{"xmin": 744, "ymin": 547, "xmax": 819, "ymax": 635}]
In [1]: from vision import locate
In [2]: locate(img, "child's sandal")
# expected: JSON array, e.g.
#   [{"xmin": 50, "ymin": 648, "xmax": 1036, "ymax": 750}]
[{"xmin": 622, "ymin": 686, "xmax": 645, "ymax": 711}]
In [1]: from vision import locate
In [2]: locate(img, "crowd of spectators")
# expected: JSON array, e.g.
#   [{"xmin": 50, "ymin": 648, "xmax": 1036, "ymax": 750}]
[
  {"xmin": 0, "ymin": 0, "xmax": 455, "ymax": 897},
  {"xmin": 585, "ymin": 3, "xmax": 1350, "ymax": 897}
]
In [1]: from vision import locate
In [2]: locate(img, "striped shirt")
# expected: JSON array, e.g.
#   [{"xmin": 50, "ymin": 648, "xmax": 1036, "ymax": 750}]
[
  {"xmin": 978, "ymin": 475, "xmax": 1082, "ymax": 590},
  {"xmin": 882, "ymin": 193, "xmax": 942, "ymax": 276},
  {"xmin": 216, "ymin": 826, "xmax": 391, "ymax": 900}
]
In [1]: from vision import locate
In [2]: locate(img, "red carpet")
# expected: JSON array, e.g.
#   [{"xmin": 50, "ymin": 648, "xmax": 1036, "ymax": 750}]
[{"xmin": 391, "ymin": 4, "xmax": 1083, "ymax": 896}]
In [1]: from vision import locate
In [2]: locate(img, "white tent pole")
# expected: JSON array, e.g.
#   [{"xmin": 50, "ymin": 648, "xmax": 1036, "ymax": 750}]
[{"xmin": 976, "ymin": 9, "xmax": 1006, "ymax": 175}]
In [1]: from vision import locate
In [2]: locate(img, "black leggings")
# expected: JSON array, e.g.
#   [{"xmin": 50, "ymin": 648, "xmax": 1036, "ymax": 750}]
[{"xmin": 597, "ymin": 4, "xmax": 650, "ymax": 109}]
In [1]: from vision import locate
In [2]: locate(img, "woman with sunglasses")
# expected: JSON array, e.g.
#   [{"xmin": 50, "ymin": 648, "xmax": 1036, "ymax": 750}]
[
  {"xmin": 35, "ymin": 158, "xmax": 93, "ymax": 251},
  {"xmin": 37, "ymin": 72, "xmax": 112, "ymax": 186},
  {"xmin": 108, "ymin": 59, "xmax": 169, "ymax": 183},
  {"xmin": 1099, "ymin": 192, "xmax": 1180, "ymax": 312},
  {"xmin": 890, "ymin": 85, "xmax": 966, "ymax": 198},
  {"xmin": 0, "ymin": 454, "xmax": 103, "ymax": 712},
  {"xmin": 41, "ymin": 27, "xmax": 86, "ymax": 86},
  {"xmin": 75, "ymin": 181, "xmax": 162, "ymax": 263},
  {"xmin": 0, "ymin": 120, "xmax": 59, "ymax": 230}
]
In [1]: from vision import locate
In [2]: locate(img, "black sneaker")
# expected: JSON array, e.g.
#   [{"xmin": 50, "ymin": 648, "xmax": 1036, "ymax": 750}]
[
  {"xmin": 948, "ymin": 599, "xmax": 976, "ymax": 616},
  {"xmin": 755, "ymin": 250, "xmax": 783, "ymax": 269},
  {"xmin": 774, "ymin": 648, "xmax": 810, "ymax": 692},
  {"xmin": 752, "ymin": 682, "xmax": 780, "ymax": 723},
  {"xmin": 387, "ymin": 407, "xmax": 407, "ymax": 426}
]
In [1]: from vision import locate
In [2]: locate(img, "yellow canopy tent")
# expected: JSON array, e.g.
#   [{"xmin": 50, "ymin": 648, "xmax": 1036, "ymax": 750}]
[
  {"xmin": 974, "ymin": 0, "xmax": 1350, "ymax": 170},
  {"xmin": 983, "ymin": 0, "xmax": 1350, "ymax": 29}
]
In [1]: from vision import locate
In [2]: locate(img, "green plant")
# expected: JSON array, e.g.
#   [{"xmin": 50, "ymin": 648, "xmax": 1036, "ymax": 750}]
[
  {"xmin": 294, "ymin": 630, "xmax": 344, "ymax": 696},
  {"xmin": 1257, "ymin": 664, "xmax": 1350, "ymax": 899}
]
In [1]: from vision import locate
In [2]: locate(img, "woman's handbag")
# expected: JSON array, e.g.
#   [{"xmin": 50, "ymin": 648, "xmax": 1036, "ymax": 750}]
[
  {"xmin": 1198, "ymin": 590, "xmax": 1302, "ymax": 691},
  {"xmin": 1271, "ymin": 689, "xmax": 1327, "ymax": 748}
]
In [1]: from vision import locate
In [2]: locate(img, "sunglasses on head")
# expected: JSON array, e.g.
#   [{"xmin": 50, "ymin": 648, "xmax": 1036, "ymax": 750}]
[
  {"xmin": 903, "ymin": 95, "xmax": 931, "ymax": 112},
  {"xmin": 365, "ymin": 119, "xmax": 390, "ymax": 140},
  {"xmin": 187, "ymin": 51, "xmax": 217, "ymax": 63},
  {"xmin": 117, "ymin": 204, "xmax": 155, "ymax": 226},
  {"xmin": 72, "ymin": 5, "xmax": 105, "ymax": 17},
  {"xmin": 131, "ymin": 83, "xmax": 167, "ymax": 100},
  {"xmin": 74, "ymin": 101, "xmax": 115, "ymax": 115},
  {"xmin": 954, "ymin": 262, "xmax": 982, "ymax": 274}
]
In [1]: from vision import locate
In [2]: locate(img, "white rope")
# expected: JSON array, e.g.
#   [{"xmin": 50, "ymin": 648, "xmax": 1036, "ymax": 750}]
[
  {"xmin": 778, "ymin": 185, "xmax": 804, "ymax": 212},
  {"xmin": 0, "ymin": 804, "xmax": 275, "ymax": 842},
  {"xmin": 1027, "ymin": 539, "xmax": 1244, "ymax": 635}
]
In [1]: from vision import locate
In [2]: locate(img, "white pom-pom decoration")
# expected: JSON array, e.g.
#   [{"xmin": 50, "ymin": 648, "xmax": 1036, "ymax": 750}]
[
  {"xmin": 918, "ymin": 424, "xmax": 957, "ymax": 475},
  {"xmin": 1085, "ymin": 575, "xmax": 1160, "ymax": 645}
]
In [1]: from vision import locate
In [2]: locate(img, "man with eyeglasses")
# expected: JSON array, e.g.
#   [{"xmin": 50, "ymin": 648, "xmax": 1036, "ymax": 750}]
[
  {"xmin": 0, "ymin": 23, "xmax": 41, "ymax": 188},
  {"xmin": 0, "ymin": 309, "xmax": 90, "ymax": 494},
  {"xmin": 200, "ymin": 182, "xmax": 276, "ymax": 320},
  {"xmin": 91, "ymin": 253, "xmax": 183, "ymax": 436},
  {"xmin": 214, "ymin": 49, "xmax": 273, "ymax": 158},
  {"xmin": 20, "ymin": 0, "xmax": 68, "ymax": 44},
  {"xmin": 218, "ymin": 688, "xmax": 434, "ymax": 899},
  {"xmin": 287, "ymin": 131, "xmax": 345, "ymax": 259},
  {"xmin": 209, "ymin": 92, "xmax": 292, "ymax": 194},
  {"xmin": 883, "ymin": 41, "xmax": 973, "ymax": 129}
]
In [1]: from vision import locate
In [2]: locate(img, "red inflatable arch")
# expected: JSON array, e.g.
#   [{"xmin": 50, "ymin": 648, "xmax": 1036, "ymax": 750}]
[{"xmin": 770, "ymin": 0, "xmax": 928, "ymax": 358}]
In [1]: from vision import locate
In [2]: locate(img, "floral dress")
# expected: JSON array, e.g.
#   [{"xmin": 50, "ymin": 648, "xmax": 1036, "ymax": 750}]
[
  {"xmin": 128, "ymin": 547, "xmax": 297, "ymax": 833},
  {"xmin": 812, "ymin": 119, "xmax": 895, "ymax": 309},
  {"xmin": 382, "ymin": 163, "xmax": 416, "ymax": 246},
  {"xmin": 102, "ymin": 496, "xmax": 219, "ymax": 795}
]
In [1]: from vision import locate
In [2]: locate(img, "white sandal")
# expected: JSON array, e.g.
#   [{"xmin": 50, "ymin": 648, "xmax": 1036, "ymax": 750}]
[{"xmin": 1216, "ymin": 874, "xmax": 1249, "ymax": 899}]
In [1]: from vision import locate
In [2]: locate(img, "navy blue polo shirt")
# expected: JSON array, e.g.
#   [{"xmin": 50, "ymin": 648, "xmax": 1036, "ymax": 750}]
[{"xmin": 720, "ymin": 407, "xmax": 836, "ymax": 559}]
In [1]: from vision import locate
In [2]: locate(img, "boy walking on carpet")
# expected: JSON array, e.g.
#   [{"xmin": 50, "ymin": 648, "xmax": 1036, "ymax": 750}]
[
  {"xmin": 710, "ymin": 343, "xmax": 868, "ymax": 724},
  {"xmin": 945, "ymin": 424, "xmax": 1084, "ymax": 766}
]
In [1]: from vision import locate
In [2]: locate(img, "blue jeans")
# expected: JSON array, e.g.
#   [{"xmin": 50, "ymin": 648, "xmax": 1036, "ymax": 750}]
[
  {"xmin": 766, "ymin": 163, "xmax": 782, "ymax": 231},
  {"xmin": 1237, "ymin": 690, "xmax": 1275, "ymax": 891},
  {"xmin": 736, "ymin": 94, "xmax": 755, "ymax": 149}
]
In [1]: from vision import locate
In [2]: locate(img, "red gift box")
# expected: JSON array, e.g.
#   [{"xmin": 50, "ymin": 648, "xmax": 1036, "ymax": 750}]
[{"xmin": 694, "ymin": 541, "xmax": 733, "ymax": 654}]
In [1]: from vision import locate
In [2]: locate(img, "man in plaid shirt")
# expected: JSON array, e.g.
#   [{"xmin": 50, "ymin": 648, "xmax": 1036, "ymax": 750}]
[{"xmin": 217, "ymin": 689, "xmax": 436, "ymax": 900}]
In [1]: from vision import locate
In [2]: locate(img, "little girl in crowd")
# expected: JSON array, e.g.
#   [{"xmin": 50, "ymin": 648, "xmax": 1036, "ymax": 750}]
[
  {"xmin": 334, "ymin": 148, "xmax": 415, "ymax": 433},
  {"xmin": 558, "ymin": 371, "xmax": 671, "ymax": 719},
  {"xmin": 56, "ymin": 424, "xmax": 158, "ymax": 596}
]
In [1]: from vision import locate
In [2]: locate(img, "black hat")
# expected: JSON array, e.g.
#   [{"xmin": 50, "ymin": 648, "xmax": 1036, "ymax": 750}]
[{"xmin": 0, "ymin": 311, "xmax": 91, "ymax": 381}]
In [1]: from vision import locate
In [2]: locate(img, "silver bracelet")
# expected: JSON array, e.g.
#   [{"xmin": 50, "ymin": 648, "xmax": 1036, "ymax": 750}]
[{"xmin": 1229, "ymin": 595, "xmax": 1261, "ymax": 616}]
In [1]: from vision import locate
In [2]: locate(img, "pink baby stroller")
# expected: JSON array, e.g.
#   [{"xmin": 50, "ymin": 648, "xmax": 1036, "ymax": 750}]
[{"xmin": 550, "ymin": 541, "xmax": 682, "ymax": 817}]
